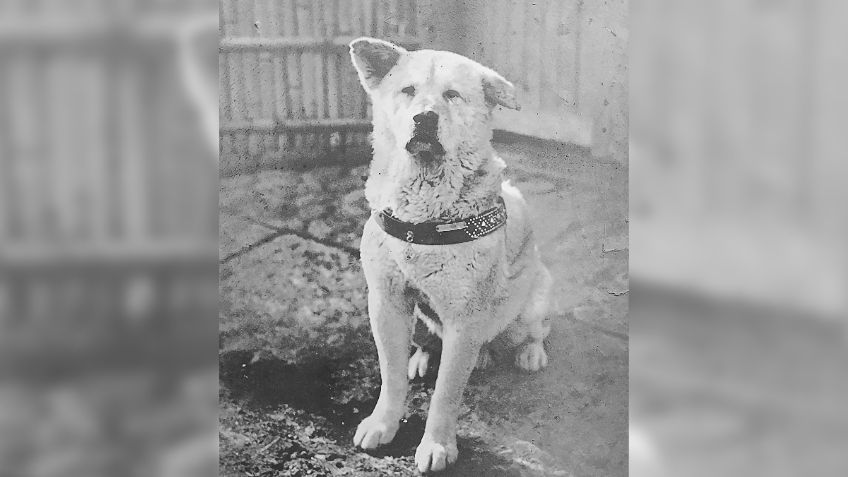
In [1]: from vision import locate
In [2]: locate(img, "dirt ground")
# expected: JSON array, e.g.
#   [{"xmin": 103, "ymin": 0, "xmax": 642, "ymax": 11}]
[{"xmin": 219, "ymin": 139, "xmax": 628, "ymax": 476}]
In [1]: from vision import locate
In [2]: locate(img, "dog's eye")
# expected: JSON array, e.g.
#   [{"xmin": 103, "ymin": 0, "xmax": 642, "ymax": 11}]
[
  {"xmin": 401, "ymin": 86, "xmax": 416, "ymax": 96},
  {"xmin": 443, "ymin": 90, "xmax": 461, "ymax": 101}
]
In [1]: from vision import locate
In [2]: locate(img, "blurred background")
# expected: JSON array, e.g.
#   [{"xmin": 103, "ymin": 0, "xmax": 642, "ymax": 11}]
[
  {"xmin": 630, "ymin": 0, "xmax": 848, "ymax": 476},
  {"xmin": 0, "ymin": 1, "xmax": 219, "ymax": 476}
]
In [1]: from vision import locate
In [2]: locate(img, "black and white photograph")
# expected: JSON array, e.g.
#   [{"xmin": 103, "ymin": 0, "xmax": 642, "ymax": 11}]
[
  {"xmin": 1, "ymin": 1, "xmax": 846, "ymax": 476},
  {"xmin": 219, "ymin": 1, "xmax": 628, "ymax": 475}
]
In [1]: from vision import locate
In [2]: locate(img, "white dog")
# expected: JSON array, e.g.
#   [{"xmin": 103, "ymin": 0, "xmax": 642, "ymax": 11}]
[{"xmin": 349, "ymin": 37, "xmax": 553, "ymax": 473}]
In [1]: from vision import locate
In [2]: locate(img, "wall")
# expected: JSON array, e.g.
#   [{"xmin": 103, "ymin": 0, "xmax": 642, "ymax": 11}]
[{"xmin": 431, "ymin": 0, "xmax": 628, "ymax": 162}]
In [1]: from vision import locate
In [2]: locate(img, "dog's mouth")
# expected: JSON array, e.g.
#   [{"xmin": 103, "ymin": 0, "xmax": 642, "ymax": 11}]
[{"xmin": 405, "ymin": 134, "xmax": 445, "ymax": 162}]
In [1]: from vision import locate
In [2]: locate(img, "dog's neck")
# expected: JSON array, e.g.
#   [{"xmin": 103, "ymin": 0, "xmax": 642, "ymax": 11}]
[{"xmin": 365, "ymin": 128, "xmax": 505, "ymax": 223}]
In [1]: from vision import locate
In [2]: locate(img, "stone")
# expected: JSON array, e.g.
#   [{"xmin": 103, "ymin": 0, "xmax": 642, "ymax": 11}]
[
  {"xmin": 307, "ymin": 219, "xmax": 332, "ymax": 239},
  {"xmin": 341, "ymin": 189, "xmax": 368, "ymax": 217}
]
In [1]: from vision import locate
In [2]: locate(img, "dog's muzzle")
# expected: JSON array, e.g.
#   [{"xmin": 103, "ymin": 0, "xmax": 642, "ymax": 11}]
[
  {"xmin": 406, "ymin": 111, "xmax": 445, "ymax": 161},
  {"xmin": 405, "ymin": 134, "xmax": 445, "ymax": 161}
]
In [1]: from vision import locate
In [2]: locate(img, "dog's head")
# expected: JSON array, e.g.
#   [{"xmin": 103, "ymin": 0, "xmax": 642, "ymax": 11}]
[{"xmin": 349, "ymin": 38, "xmax": 519, "ymax": 165}]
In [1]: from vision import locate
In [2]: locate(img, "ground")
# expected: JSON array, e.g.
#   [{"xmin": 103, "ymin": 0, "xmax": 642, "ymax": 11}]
[{"xmin": 219, "ymin": 138, "xmax": 628, "ymax": 476}]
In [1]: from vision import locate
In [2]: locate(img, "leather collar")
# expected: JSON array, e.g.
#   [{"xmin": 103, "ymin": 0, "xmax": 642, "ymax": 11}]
[{"xmin": 373, "ymin": 197, "xmax": 507, "ymax": 245}]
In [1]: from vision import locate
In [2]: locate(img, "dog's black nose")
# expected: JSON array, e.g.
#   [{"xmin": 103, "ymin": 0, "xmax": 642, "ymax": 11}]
[{"xmin": 413, "ymin": 111, "xmax": 438, "ymax": 130}]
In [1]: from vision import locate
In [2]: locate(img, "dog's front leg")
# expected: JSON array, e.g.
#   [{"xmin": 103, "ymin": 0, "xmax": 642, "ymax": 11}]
[
  {"xmin": 353, "ymin": 283, "xmax": 414, "ymax": 449},
  {"xmin": 415, "ymin": 324, "xmax": 482, "ymax": 473}
]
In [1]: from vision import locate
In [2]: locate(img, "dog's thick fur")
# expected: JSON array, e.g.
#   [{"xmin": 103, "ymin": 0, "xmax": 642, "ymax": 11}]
[{"xmin": 349, "ymin": 38, "xmax": 552, "ymax": 473}]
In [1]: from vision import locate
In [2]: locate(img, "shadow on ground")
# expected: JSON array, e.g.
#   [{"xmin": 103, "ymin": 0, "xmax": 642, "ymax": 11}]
[{"xmin": 220, "ymin": 349, "xmax": 526, "ymax": 476}]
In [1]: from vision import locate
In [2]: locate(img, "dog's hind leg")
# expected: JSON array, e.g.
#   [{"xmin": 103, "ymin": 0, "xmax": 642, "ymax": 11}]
[
  {"xmin": 408, "ymin": 305, "xmax": 441, "ymax": 379},
  {"xmin": 514, "ymin": 265, "xmax": 553, "ymax": 372},
  {"xmin": 408, "ymin": 326, "xmax": 492, "ymax": 378},
  {"xmin": 408, "ymin": 346, "xmax": 430, "ymax": 379},
  {"xmin": 408, "ymin": 293, "xmax": 451, "ymax": 379}
]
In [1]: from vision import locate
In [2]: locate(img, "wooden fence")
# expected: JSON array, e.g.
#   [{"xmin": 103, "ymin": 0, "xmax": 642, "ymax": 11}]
[
  {"xmin": 219, "ymin": 0, "xmax": 629, "ymax": 173},
  {"xmin": 219, "ymin": 0, "xmax": 428, "ymax": 174}
]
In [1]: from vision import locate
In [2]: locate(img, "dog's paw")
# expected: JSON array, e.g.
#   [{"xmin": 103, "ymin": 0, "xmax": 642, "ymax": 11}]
[
  {"xmin": 415, "ymin": 435, "xmax": 458, "ymax": 473},
  {"xmin": 515, "ymin": 341, "xmax": 548, "ymax": 372},
  {"xmin": 353, "ymin": 415, "xmax": 399, "ymax": 449},
  {"xmin": 408, "ymin": 347, "xmax": 430, "ymax": 379},
  {"xmin": 475, "ymin": 347, "xmax": 493, "ymax": 370}
]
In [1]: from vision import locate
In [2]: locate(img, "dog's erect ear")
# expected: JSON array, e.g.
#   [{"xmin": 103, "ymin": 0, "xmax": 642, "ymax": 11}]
[
  {"xmin": 349, "ymin": 37, "xmax": 406, "ymax": 91},
  {"xmin": 480, "ymin": 66, "xmax": 520, "ymax": 110}
]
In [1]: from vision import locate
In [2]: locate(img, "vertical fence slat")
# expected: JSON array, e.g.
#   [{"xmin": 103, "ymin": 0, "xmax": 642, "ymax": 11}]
[
  {"xmin": 220, "ymin": 51, "xmax": 234, "ymax": 161},
  {"xmin": 85, "ymin": 57, "xmax": 109, "ymax": 240},
  {"xmin": 9, "ymin": 58, "xmax": 34, "ymax": 238},
  {"xmin": 524, "ymin": 0, "xmax": 542, "ymax": 113},
  {"xmin": 46, "ymin": 55, "xmax": 69, "ymax": 239},
  {"xmin": 281, "ymin": 0, "xmax": 300, "ymax": 150},
  {"xmin": 265, "ymin": 0, "xmax": 286, "ymax": 155},
  {"xmin": 315, "ymin": 52, "xmax": 326, "ymax": 119},
  {"xmin": 243, "ymin": 1, "xmax": 262, "ymax": 162},
  {"xmin": 66, "ymin": 57, "xmax": 87, "ymax": 238},
  {"xmin": 339, "ymin": 49, "xmax": 355, "ymax": 121},
  {"xmin": 274, "ymin": 0, "xmax": 289, "ymax": 38},
  {"xmin": 324, "ymin": 0, "xmax": 338, "ymax": 152},
  {"xmin": 348, "ymin": 0, "xmax": 362, "ymax": 36},
  {"xmin": 375, "ymin": 0, "xmax": 386, "ymax": 37},
  {"xmin": 273, "ymin": 54, "xmax": 290, "ymax": 151},
  {"xmin": 119, "ymin": 60, "xmax": 147, "ymax": 240},
  {"xmin": 254, "ymin": 0, "xmax": 268, "ymax": 36},
  {"xmin": 44, "ymin": 56, "xmax": 62, "ymax": 239},
  {"xmin": 539, "ymin": 0, "xmax": 558, "ymax": 108},
  {"xmin": 338, "ymin": 0, "xmax": 350, "ymax": 36},
  {"xmin": 298, "ymin": 0, "xmax": 315, "ymax": 149},
  {"xmin": 220, "ymin": 0, "xmax": 233, "ymax": 159},
  {"xmin": 491, "ymin": 0, "xmax": 509, "ymax": 76},
  {"xmin": 225, "ymin": 0, "xmax": 248, "ymax": 159},
  {"xmin": 313, "ymin": 0, "xmax": 328, "ymax": 151},
  {"xmin": 362, "ymin": 0, "xmax": 375, "ymax": 37},
  {"xmin": 257, "ymin": 0, "xmax": 277, "ymax": 157},
  {"xmin": 407, "ymin": 0, "xmax": 417, "ymax": 38},
  {"xmin": 327, "ymin": 53, "xmax": 340, "ymax": 120},
  {"xmin": 311, "ymin": 0, "xmax": 325, "ymax": 157},
  {"xmin": 260, "ymin": 50, "xmax": 277, "ymax": 157},
  {"xmin": 320, "ymin": 0, "xmax": 332, "ymax": 38},
  {"xmin": 220, "ymin": 0, "xmax": 235, "ymax": 35},
  {"xmin": 387, "ymin": 0, "xmax": 398, "ymax": 36},
  {"xmin": 508, "ymin": 0, "xmax": 525, "ymax": 90},
  {"xmin": 282, "ymin": 1, "xmax": 302, "ymax": 149},
  {"xmin": 220, "ymin": 0, "xmax": 433, "ymax": 171},
  {"xmin": 0, "ymin": 55, "xmax": 17, "ymax": 240}
]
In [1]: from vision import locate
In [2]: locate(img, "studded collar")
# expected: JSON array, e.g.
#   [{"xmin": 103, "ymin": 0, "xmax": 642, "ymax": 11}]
[{"xmin": 373, "ymin": 197, "xmax": 507, "ymax": 245}]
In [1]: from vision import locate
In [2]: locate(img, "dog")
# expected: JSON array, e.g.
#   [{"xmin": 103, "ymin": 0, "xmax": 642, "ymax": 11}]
[{"xmin": 349, "ymin": 37, "xmax": 553, "ymax": 473}]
